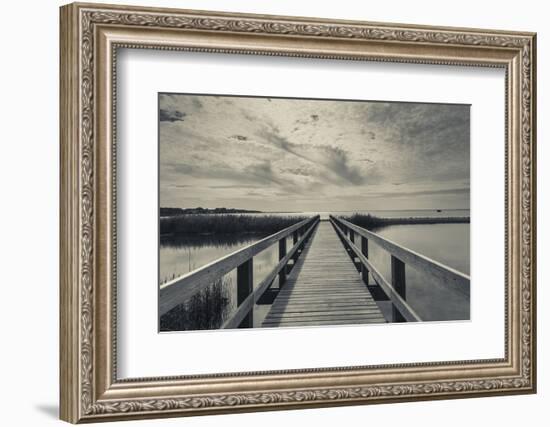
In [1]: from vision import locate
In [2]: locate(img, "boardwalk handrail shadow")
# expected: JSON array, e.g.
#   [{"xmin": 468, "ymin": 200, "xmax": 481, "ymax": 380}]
[
  {"xmin": 330, "ymin": 215, "xmax": 470, "ymax": 322},
  {"xmin": 159, "ymin": 215, "xmax": 320, "ymax": 328}
]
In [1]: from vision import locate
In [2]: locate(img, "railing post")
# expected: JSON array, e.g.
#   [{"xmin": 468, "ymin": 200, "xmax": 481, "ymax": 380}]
[
  {"xmin": 237, "ymin": 259, "xmax": 253, "ymax": 328},
  {"xmin": 391, "ymin": 255, "xmax": 406, "ymax": 322},
  {"xmin": 361, "ymin": 236, "xmax": 369, "ymax": 285},
  {"xmin": 291, "ymin": 230, "xmax": 300, "ymax": 263},
  {"xmin": 350, "ymin": 229, "xmax": 355, "ymax": 243},
  {"xmin": 279, "ymin": 238, "xmax": 287, "ymax": 288}
]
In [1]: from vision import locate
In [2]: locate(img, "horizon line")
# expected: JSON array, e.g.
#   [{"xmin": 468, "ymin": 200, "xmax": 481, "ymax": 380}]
[{"xmin": 160, "ymin": 207, "xmax": 471, "ymax": 212}]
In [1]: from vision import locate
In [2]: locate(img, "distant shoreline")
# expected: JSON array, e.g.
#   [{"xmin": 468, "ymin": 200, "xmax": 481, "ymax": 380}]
[
  {"xmin": 160, "ymin": 207, "xmax": 470, "ymax": 217},
  {"xmin": 160, "ymin": 207, "xmax": 261, "ymax": 216},
  {"xmin": 343, "ymin": 213, "xmax": 469, "ymax": 230}
]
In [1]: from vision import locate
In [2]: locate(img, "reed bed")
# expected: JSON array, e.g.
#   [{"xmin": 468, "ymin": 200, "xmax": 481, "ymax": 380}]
[
  {"xmin": 160, "ymin": 277, "xmax": 232, "ymax": 331},
  {"xmin": 160, "ymin": 214, "xmax": 307, "ymax": 236},
  {"xmin": 343, "ymin": 213, "xmax": 470, "ymax": 231}
]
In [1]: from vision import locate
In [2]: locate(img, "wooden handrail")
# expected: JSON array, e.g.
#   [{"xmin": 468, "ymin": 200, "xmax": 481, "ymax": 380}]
[
  {"xmin": 222, "ymin": 218, "xmax": 318, "ymax": 329},
  {"xmin": 159, "ymin": 215, "xmax": 320, "ymax": 317},
  {"xmin": 330, "ymin": 216, "xmax": 470, "ymax": 298},
  {"xmin": 330, "ymin": 218, "xmax": 421, "ymax": 322}
]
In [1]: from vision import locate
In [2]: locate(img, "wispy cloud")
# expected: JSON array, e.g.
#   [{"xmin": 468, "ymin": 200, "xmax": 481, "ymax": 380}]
[
  {"xmin": 316, "ymin": 144, "xmax": 364, "ymax": 185},
  {"xmin": 245, "ymin": 161, "xmax": 286, "ymax": 186},
  {"xmin": 159, "ymin": 95, "xmax": 470, "ymax": 211}
]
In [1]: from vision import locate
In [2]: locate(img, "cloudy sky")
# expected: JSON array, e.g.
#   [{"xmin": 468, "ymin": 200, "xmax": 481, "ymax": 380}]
[{"xmin": 159, "ymin": 94, "xmax": 470, "ymax": 212}]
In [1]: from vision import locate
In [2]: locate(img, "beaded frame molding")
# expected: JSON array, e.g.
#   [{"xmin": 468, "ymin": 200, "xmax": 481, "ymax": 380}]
[{"xmin": 60, "ymin": 2, "xmax": 536, "ymax": 423}]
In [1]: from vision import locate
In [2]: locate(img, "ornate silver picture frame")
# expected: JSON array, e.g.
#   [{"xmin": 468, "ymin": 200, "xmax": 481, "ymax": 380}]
[{"xmin": 60, "ymin": 2, "xmax": 536, "ymax": 423}]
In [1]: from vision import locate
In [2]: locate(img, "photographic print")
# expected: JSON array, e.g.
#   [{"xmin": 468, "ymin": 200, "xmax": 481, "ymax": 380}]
[{"xmin": 159, "ymin": 93, "xmax": 471, "ymax": 332}]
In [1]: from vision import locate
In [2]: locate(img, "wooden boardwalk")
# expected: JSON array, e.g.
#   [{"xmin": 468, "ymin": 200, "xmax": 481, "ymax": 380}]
[
  {"xmin": 262, "ymin": 221, "xmax": 386, "ymax": 328},
  {"xmin": 162, "ymin": 214, "xmax": 468, "ymax": 329}
]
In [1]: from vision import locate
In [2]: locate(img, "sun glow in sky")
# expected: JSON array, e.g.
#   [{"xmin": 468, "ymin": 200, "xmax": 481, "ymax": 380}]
[{"xmin": 159, "ymin": 94, "xmax": 470, "ymax": 212}]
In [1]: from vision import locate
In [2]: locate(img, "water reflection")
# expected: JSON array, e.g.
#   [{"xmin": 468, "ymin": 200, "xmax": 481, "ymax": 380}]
[
  {"xmin": 368, "ymin": 223, "xmax": 470, "ymax": 321},
  {"xmin": 160, "ymin": 233, "xmax": 267, "ymax": 284}
]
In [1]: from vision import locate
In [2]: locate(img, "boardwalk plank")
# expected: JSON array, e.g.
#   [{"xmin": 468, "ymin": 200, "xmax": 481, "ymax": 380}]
[
  {"xmin": 269, "ymin": 303, "xmax": 380, "ymax": 311},
  {"xmin": 265, "ymin": 312, "xmax": 384, "ymax": 319},
  {"xmin": 263, "ymin": 318, "xmax": 385, "ymax": 327},
  {"xmin": 262, "ymin": 221, "xmax": 386, "ymax": 328},
  {"xmin": 267, "ymin": 308, "xmax": 380, "ymax": 316},
  {"xmin": 269, "ymin": 303, "xmax": 380, "ymax": 310}
]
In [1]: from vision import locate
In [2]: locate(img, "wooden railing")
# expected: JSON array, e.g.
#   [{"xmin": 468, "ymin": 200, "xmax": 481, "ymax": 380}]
[
  {"xmin": 159, "ymin": 215, "xmax": 320, "ymax": 328},
  {"xmin": 330, "ymin": 215, "xmax": 470, "ymax": 322}
]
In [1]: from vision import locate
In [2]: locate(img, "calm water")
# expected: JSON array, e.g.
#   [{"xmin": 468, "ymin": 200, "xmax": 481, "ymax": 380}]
[
  {"xmin": 368, "ymin": 223, "xmax": 470, "ymax": 321},
  {"xmin": 160, "ymin": 210, "xmax": 470, "ymax": 326}
]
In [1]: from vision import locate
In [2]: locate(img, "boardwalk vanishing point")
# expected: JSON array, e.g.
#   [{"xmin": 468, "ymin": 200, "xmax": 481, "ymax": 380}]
[{"xmin": 159, "ymin": 215, "xmax": 471, "ymax": 329}]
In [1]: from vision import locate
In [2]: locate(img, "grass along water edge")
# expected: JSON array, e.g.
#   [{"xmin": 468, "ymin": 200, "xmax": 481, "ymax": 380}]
[
  {"xmin": 344, "ymin": 213, "xmax": 470, "ymax": 230},
  {"xmin": 160, "ymin": 214, "xmax": 308, "ymax": 236}
]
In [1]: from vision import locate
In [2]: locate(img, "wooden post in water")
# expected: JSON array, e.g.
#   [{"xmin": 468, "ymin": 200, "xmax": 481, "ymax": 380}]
[
  {"xmin": 361, "ymin": 236, "xmax": 369, "ymax": 285},
  {"xmin": 279, "ymin": 238, "xmax": 287, "ymax": 288},
  {"xmin": 237, "ymin": 259, "xmax": 253, "ymax": 328},
  {"xmin": 391, "ymin": 255, "xmax": 406, "ymax": 322}
]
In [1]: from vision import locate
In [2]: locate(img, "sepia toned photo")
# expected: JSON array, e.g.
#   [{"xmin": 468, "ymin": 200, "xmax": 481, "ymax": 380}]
[{"xmin": 159, "ymin": 93, "xmax": 470, "ymax": 332}]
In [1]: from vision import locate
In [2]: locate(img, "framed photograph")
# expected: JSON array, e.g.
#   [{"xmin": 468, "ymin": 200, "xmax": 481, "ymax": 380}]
[{"xmin": 60, "ymin": 2, "xmax": 537, "ymax": 423}]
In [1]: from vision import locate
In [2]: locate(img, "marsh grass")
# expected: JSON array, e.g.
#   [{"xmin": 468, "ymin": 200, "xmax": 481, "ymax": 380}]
[
  {"xmin": 160, "ymin": 276, "xmax": 233, "ymax": 331},
  {"xmin": 344, "ymin": 213, "xmax": 470, "ymax": 231},
  {"xmin": 160, "ymin": 214, "xmax": 307, "ymax": 236},
  {"xmin": 161, "ymin": 232, "xmax": 268, "ymax": 250}
]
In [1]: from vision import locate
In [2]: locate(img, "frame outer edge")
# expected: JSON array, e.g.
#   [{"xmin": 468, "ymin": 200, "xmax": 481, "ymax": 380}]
[
  {"xmin": 529, "ymin": 33, "xmax": 537, "ymax": 393},
  {"xmin": 60, "ymin": 3, "xmax": 81, "ymax": 424},
  {"xmin": 60, "ymin": 2, "xmax": 537, "ymax": 422}
]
